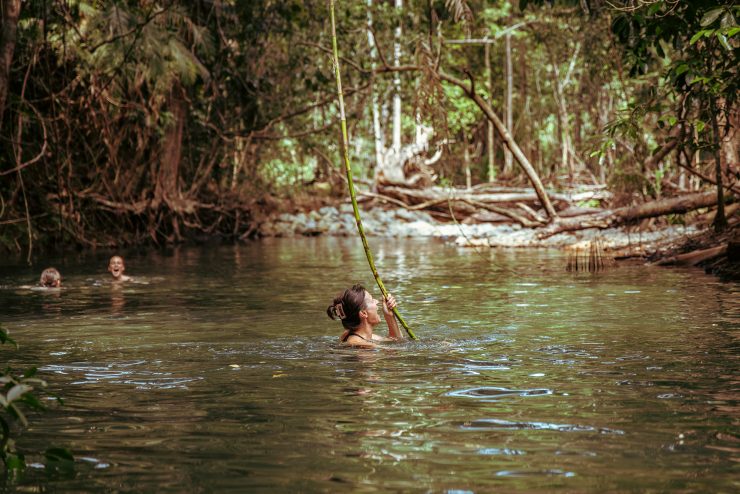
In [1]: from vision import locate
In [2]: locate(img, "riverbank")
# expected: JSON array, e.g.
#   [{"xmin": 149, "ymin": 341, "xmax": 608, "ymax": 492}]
[{"xmin": 258, "ymin": 202, "xmax": 738, "ymax": 280}]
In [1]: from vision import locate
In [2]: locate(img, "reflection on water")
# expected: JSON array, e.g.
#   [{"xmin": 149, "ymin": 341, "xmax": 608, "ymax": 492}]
[{"xmin": 0, "ymin": 238, "xmax": 738, "ymax": 492}]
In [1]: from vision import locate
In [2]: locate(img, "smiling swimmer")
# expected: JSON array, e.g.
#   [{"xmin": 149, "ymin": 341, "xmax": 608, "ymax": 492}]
[{"xmin": 108, "ymin": 256, "xmax": 132, "ymax": 282}]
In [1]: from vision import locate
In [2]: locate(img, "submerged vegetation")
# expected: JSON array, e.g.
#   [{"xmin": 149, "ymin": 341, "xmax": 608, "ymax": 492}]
[
  {"xmin": 0, "ymin": 324, "xmax": 72, "ymax": 475},
  {"xmin": 0, "ymin": 0, "xmax": 736, "ymax": 256}
]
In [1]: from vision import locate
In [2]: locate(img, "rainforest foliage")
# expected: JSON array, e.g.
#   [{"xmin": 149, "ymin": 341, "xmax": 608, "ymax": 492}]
[{"xmin": 0, "ymin": 0, "xmax": 737, "ymax": 253}]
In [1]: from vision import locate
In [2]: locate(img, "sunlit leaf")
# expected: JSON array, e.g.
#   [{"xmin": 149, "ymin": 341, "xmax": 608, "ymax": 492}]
[
  {"xmin": 7, "ymin": 384, "xmax": 32, "ymax": 404},
  {"xmin": 700, "ymin": 8, "xmax": 724, "ymax": 27},
  {"xmin": 20, "ymin": 378, "xmax": 47, "ymax": 387},
  {"xmin": 716, "ymin": 33, "xmax": 731, "ymax": 50}
]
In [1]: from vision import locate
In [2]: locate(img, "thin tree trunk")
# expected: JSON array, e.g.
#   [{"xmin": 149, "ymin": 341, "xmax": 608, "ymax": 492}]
[
  {"xmin": 392, "ymin": 0, "xmax": 402, "ymax": 153},
  {"xmin": 439, "ymin": 71, "xmax": 558, "ymax": 220},
  {"xmin": 710, "ymin": 95, "xmax": 727, "ymax": 231},
  {"xmin": 518, "ymin": 37, "xmax": 530, "ymax": 161},
  {"xmin": 504, "ymin": 31, "xmax": 513, "ymax": 174},
  {"xmin": 154, "ymin": 82, "xmax": 186, "ymax": 209},
  {"xmin": 367, "ymin": 0, "xmax": 384, "ymax": 180},
  {"xmin": 0, "ymin": 0, "xmax": 21, "ymax": 129},
  {"xmin": 463, "ymin": 133, "xmax": 471, "ymax": 190},
  {"xmin": 484, "ymin": 42, "xmax": 495, "ymax": 182},
  {"xmin": 549, "ymin": 42, "xmax": 580, "ymax": 182}
]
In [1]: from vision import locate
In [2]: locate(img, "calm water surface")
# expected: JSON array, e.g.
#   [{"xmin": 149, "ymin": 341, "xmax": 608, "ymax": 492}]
[{"xmin": 0, "ymin": 238, "xmax": 737, "ymax": 492}]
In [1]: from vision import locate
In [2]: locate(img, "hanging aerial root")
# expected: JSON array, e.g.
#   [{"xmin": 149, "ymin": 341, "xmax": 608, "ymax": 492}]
[{"xmin": 566, "ymin": 238, "xmax": 615, "ymax": 273}]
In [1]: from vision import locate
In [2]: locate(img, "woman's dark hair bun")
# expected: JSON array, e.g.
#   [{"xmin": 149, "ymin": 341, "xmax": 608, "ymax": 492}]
[{"xmin": 326, "ymin": 284, "xmax": 367, "ymax": 329}]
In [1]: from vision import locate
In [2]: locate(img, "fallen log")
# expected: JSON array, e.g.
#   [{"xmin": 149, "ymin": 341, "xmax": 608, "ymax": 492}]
[
  {"xmin": 537, "ymin": 191, "xmax": 736, "ymax": 238},
  {"xmin": 359, "ymin": 190, "xmax": 539, "ymax": 227},
  {"xmin": 653, "ymin": 244, "xmax": 727, "ymax": 266},
  {"xmin": 380, "ymin": 184, "xmax": 611, "ymax": 205},
  {"xmin": 380, "ymin": 185, "xmax": 563, "ymax": 205}
]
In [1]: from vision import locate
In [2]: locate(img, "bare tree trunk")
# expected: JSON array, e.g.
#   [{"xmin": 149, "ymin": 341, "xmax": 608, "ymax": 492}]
[
  {"xmin": 367, "ymin": 0, "xmax": 384, "ymax": 178},
  {"xmin": 154, "ymin": 83, "xmax": 186, "ymax": 209},
  {"xmin": 504, "ymin": 31, "xmax": 513, "ymax": 174},
  {"xmin": 439, "ymin": 71, "xmax": 558, "ymax": 220},
  {"xmin": 392, "ymin": 0, "xmax": 402, "ymax": 153},
  {"xmin": 549, "ymin": 42, "xmax": 580, "ymax": 182},
  {"xmin": 0, "ymin": 0, "xmax": 21, "ymax": 129},
  {"xmin": 484, "ymin": 42, "xmax": 495, "ymax": 182},
  {"xmin": 710, "ymin": 95, "xmax": 727, "ymax": 232},
  {"xmin": 463, "ymin": 132, "xmax": 471, "ymax": 190},
  {"xmin": 718, "ymin": 97, "xmax": 738, "ymax": 181}
]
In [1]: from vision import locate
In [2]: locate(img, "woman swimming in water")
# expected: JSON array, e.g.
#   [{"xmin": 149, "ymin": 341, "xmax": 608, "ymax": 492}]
[
  {"xmin": 39, "ymin": 267, "xmax": 61, "ymax": 288},
  {"xmin": 327, "ymin": 284, "xmax": 403, "ymax": 347}
]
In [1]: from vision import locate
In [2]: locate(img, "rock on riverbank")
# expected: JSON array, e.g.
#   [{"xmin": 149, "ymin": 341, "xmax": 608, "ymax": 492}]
[{"xmin": 258, "ymin": 203, "xmax": 701, "ymax": 252}]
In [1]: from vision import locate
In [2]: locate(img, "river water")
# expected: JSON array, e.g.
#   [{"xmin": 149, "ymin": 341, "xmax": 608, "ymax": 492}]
[{"xmin": 0, "ymin": 238, "xmax": 737, "ymax": 492}]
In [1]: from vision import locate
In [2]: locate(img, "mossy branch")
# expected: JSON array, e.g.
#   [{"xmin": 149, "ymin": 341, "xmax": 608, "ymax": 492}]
[{"xmin": 328, "ymin": 0, "xmax": 416, "ymax": 340}]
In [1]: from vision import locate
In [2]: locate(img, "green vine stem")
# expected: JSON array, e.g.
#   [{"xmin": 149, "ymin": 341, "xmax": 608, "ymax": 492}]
[{"xmin": 328, "ymin": 0, "xmax": 417, "ymax": 340}]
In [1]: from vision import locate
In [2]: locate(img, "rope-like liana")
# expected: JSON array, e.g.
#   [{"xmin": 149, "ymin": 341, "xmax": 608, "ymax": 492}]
[{"xmin": 328, "ymin": 0, "xmax": 416, "ymax": 340}]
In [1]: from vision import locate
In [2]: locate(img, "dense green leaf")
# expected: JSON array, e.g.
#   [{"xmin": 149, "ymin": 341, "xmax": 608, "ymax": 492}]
[
  {"xmin": 22, "ymin": 367, "xmax": 38, "ymax": 379},
  {"xmin": 0, "ymin": 328, "xmax": 18, "ymax": 349},
  {"xmin": 674, "ymin": 63, "xmax": 689, "ymax": 76},
  {"xmin": 5, "ymin": 453, "xmax": 25, "ymax": 470},
  {"xmin": 690, "ymin": 30, "xmax": 707, "ymax": 44}
]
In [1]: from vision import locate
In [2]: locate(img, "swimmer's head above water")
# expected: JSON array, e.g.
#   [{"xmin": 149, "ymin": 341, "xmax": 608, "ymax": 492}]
[
  {"xmin": 39, "ymin": 267, "xmax": 61, "ymax": 288},
  {"xmin": 108, "ymin": 255, "xmax": 131, "ymax": 281},
  {"xmin": 327, "ymin": 284, "xmax": 403, "ymax": 347},
  {"xmin": 327, "ymin": 284, "xmax": 368, "ymax": 330}
]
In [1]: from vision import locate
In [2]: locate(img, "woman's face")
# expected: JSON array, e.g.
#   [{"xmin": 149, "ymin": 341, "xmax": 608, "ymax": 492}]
[
  {"xmin": 363, "ymin": 291, "xmax": 381, "ymax": 325},
  {"xmin": 108, "ymin": 257, "xmax": 126, "ymax": 279}
]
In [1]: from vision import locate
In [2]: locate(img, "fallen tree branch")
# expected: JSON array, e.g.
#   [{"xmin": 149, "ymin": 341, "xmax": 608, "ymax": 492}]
[
  {"xmin": 359, "ymin": 190, "xmax": 541, "ymax": 227},
  {"xmin": 537, "ymin": 191, "xmax": 736, "ymax": 238}
]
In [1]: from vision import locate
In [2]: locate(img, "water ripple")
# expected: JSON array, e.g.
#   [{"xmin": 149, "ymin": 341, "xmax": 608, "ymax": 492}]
[
  {"xmin": 41, "ymin": 363, "xmax": 202, "ymax": 389},
  {"xmin": 447, "ymin": 387, "xmax": 552, "ymax": 401},
  {"xmin": 459, "ymin": 418, "xmax": 624, "ymax": 435},
  {"xmin": 477, "ymin": 447, "xmax": 526, "ymax": 456},
  {"xmin": 496, "ymin": 469, "xmax": 576, "ymax": 477}
]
